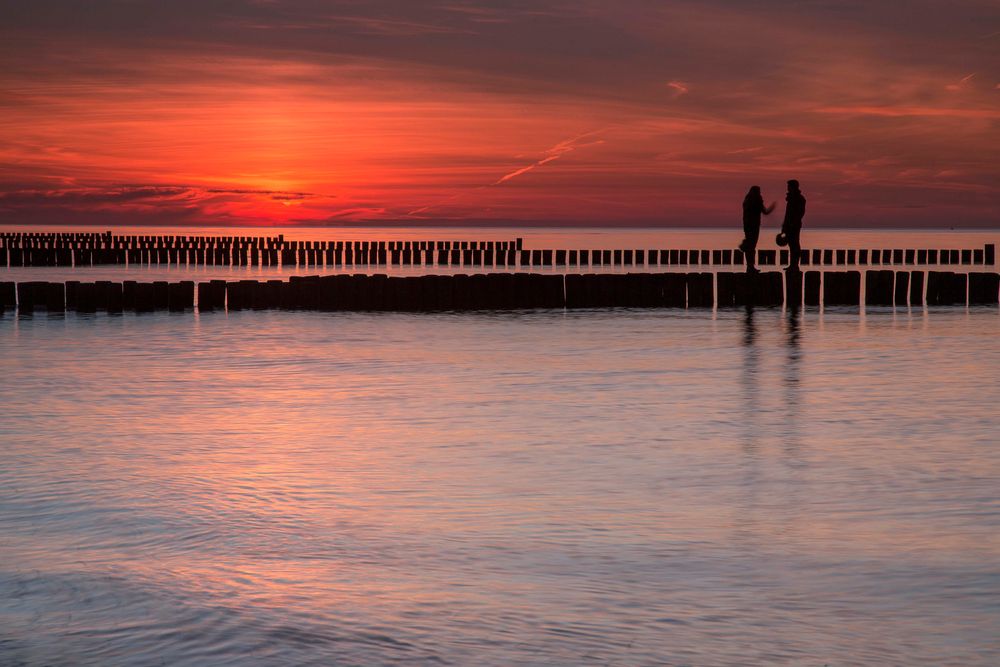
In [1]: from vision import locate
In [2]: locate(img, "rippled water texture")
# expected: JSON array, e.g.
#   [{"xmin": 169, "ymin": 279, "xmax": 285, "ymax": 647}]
[{"xmin": 2, "ymin": 306, "xmax": 999, "ymax": 665}]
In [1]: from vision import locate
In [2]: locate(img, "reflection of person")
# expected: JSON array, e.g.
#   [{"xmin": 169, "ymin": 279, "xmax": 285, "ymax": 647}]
[
  {"xmin": 740, "ymin": 186, "xmax": 775, "ymax": 273},
  {"xmin": 782, "ymin": 180, "xmax": 806, "ymax": 271}
]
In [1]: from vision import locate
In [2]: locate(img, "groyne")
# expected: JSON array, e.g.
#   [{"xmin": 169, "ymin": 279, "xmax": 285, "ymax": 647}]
[
  {"xmin": 1, "ymin": 232, "xmax": 994, "ymax": 269},
  {"xmin": 3, "ymin": 271, "xmax": 998, "ymax": 314}
]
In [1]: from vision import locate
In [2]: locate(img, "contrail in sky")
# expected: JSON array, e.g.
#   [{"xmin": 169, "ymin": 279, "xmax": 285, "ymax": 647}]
[
  {"xmin": 493, "ymin": 131, "xmax": 605, "ymax": 185},
  {"xmin": 408, "ymin": 129, "xmax": 606, "ymax": 216}
]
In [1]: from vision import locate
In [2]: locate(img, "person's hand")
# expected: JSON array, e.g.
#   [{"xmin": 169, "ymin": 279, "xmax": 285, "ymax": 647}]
[{"xmin": 769, "ymin": 201, "xmax": 777, "ymax": 209}]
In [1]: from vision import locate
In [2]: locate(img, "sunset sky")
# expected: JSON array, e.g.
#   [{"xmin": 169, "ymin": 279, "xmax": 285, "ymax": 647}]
[{"xmin": 1, "ymin": 0, "xmax": 997, "ymax": 227}]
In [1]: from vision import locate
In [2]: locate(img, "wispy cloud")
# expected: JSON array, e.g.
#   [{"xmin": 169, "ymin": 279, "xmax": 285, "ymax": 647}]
[
  {"xmin": 494, "ymin": 131, "xmax": 606, "ymax": 185},
  {"xmin": 666, "ymin": 81, "xmax": 689, "ymax": 98},
  {"xmin": 945, "ymin": 73, "xmax": 976, "ymax": 91}
]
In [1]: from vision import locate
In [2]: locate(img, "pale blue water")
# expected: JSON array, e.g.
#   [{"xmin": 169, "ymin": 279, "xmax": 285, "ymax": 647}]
[{"xmin": 2, "ymin": 303, "xmax": 999, "ymax": 666}]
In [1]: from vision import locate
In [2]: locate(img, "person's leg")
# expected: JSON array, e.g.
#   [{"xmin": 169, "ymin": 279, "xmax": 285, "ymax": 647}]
[
  {"xmin": 744, "ymin": 224, "xmax": 759, "ymax": 272},
  {"xmin": 787, "ymin": 230, "xmax": 801, "ymax": 269}
]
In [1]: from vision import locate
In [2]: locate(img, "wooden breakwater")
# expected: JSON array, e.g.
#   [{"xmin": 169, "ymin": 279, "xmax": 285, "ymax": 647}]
[
  {"xmin": 1, "ymin": 232, "xmax": 994, "ymax": 268},
  {"xmin": 3, "ymin": 271, "xmax": 998, "ymax": 314}
]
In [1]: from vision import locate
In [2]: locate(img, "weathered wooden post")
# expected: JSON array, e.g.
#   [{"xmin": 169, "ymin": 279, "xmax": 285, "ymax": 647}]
[
  {"xmin": 76, "ymin": 282, "xmax": 98, "ymax": 313},
  {"xmin": 824, "ymin": 271, "xmax": 861, "ymax": 306},
  {"xmin": 894, "ymin": 272, "xmax": 909, "ymax": 306},
  {"xmin": 103, "ymin": 282, "xmax": 123, "ymax": 313},
  {"xmin": 716, "ymin": 272, "xmax": 737, "ymax": 307},
  {"xmin": 168, "ymin": 281, "xmax": 195, "ymax": 311},
  {"xmin": 910, "ymin": 271, "xmax": 925, "ymax": 306},
  {"xmin": 968, "ymin": 273, "xmax": 999, "ymax": 304},
  {"xmin": 785, "ymin": 270, "xmax": 803, "ymax": 307},
  {"xmin": 865, "ymin": 270, "xmax": 894, "ymax": 306},
  {"xmin": 926, "ymin": 271, "xmax": 966, "ymax": 306},
  {"xmin": 687, "ymin": 272, "xmax": 713, "ymax": 308}
]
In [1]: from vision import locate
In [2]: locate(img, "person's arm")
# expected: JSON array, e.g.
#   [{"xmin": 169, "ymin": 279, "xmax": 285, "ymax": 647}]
[{"xmin": 763, "ymin": 202, "xmax": 776, "ymax": 215}]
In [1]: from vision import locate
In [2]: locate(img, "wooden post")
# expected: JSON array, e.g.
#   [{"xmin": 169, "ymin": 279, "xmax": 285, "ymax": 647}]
[
  {"xmin": 687, "ymin": 272, "xmax": 713, "ymax": 308},
  {"xmin": 865, "ymin": 270, "xmax": 894, "ymax": 306},
  {"xmin": 968, "ymin": 273, "xmax": 999, "ymax": 304},
  {"xmin": 926, "ymin": 271, "xmax": 966, "ymax": 306},
  {"xmin": 894, "ymin": 272, "xmax": 909, "ymax": 306},
  {"xmin": 910, "ymin": 271, "xmax": 924, "ymax": 306},
  {"xmin": 824, "ymin": 271, "xmax": 861, "ymax": 306},
  {"xmin": 1, "ymin": 282, "xmax": 17, "ymax": 309},
  {"xmin": 103, "ymin": 282, "xmax": 123, "ymax": 313},
  {"xmin": 785, "ymin": 270, "xmax": 802, "ymax": 307}
]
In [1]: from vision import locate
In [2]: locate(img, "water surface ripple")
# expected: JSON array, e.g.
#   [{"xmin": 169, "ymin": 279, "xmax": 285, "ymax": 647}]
[{"xmin": 1, "ymin": 307, "xmax": 998, "ymax": 665}]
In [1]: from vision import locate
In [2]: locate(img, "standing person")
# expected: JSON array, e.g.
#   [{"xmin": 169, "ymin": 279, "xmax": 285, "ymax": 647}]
[
  {"xmin": 782, "ymin": 179, "xmax": 806, "ymax": 271},
  {"xmin": 740, "ymin": 186, "xmax": 775, "ymax": 273}
]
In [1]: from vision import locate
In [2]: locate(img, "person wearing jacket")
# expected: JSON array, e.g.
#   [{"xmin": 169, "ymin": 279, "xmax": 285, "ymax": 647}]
[
  {"xmin": 740, "ymin": 185, "xmax": 775, "ymax": 273},
  {"xmin": 782, "ymin": 180, "xmax": 806, "ymax": 271}
]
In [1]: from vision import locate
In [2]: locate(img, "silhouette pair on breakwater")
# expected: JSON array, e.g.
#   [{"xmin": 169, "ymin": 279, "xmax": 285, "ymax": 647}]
[{"xmin": 741, "ymin": 180, "xmax": 806, "ymax": 273}]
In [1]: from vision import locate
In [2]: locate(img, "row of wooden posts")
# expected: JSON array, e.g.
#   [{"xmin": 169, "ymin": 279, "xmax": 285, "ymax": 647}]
[
  {"xmin": 3, "ymin": 271, "xmax": 998, "ymax": 314},
  {"xmin": 1, "ymin": 232, "xmax": 994, "ymax": 268}
]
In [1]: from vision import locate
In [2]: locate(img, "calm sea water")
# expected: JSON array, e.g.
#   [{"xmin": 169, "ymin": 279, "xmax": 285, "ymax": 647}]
[{"xmin": 2, "ymin": 303, "xmax": 999, "ymax": 666}]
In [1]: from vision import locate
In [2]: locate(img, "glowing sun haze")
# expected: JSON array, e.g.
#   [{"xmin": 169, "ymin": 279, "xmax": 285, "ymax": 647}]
[{"xmin": 1, "ymin": 0, "xmax": 997, "ymax": 227}]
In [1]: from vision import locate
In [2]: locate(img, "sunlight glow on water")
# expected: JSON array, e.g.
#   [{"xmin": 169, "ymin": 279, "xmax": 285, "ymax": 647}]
[{"xmin": 1, "ymin": 306, "xmax": 999, "ymax": 665}]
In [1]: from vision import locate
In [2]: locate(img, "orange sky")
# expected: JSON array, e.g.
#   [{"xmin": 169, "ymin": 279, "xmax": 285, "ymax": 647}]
[{"xmin": 1, "ymin": 1, "xmax": 997, "ymax": 227}]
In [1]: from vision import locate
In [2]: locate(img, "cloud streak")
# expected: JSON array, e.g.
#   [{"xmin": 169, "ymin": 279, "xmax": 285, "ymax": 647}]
[{"xmin": 493, "ymin": 132, "xmax": 606, "ymax": 185}]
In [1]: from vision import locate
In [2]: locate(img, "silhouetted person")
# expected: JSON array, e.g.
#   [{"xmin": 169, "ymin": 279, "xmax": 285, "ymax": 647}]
[
  {"xmin": 782, "ymin": 179, "xmax": 806, "ymax": 271},
  {"xmin": 740, "ymin": 186, "xmax": 775, "ymax": 273}
]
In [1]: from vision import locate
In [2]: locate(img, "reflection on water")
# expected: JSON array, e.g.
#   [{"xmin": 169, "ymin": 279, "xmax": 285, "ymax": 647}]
[{"xmin": 1, "ymin": 307, "xmax": 999, "ymax": 665}]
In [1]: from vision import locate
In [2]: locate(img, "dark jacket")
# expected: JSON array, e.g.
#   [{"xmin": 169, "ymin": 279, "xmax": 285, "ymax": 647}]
[
  {"xmin": 783, "ymin": 192, "xmax": 806, "ymax": 231},
  {"xmin": 742, "ymin": 195, "xmax": 767, "ymax": 226}
]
